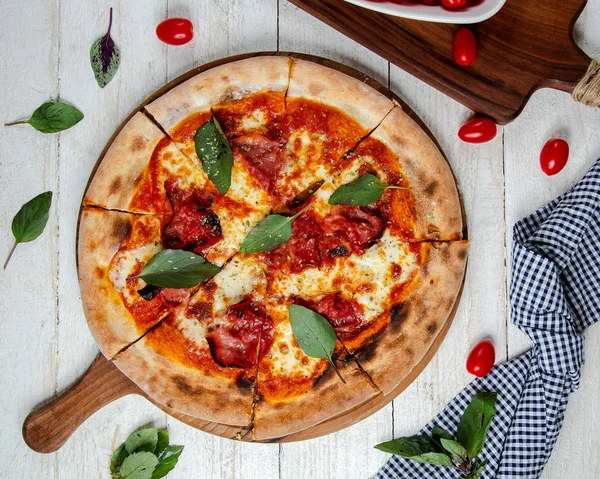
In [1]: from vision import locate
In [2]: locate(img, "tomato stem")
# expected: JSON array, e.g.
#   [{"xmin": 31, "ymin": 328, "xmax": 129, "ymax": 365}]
[{"xmin": 3, "ymin": 241, "xmax": 18, "ymax": 269}]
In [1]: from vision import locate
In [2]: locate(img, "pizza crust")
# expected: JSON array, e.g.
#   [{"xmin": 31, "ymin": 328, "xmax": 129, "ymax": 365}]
[
  {"xmin": 357, "ymin": 241, "xmax": 469, "ymax": 395},
  {"xmin": 145, "ymin": 56, "xmax": 291, "ymax": 134},
  {"xmin": 78, "ymin": 208, "xmax": 168, "ymax": 358},
  {"xmin": 253, "ymin": 358, "xmax": 379, "ymax": 440},
  {"xmin": 372, "ymin": 107, "xmax": 463, "ymax": 241},
  {"xmin": 113, "ymin": 329, "xmax": 253, "ymax": 427},
  {"xmin": 287, "ymin": 59, "xmax": 394, "ymax": 131},
  {"xmin": 83, "ymin": 112, "xmax": 166, "ymax": 214}
]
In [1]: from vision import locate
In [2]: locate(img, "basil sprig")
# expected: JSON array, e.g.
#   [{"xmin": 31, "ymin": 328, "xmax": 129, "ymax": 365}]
[
  {"xmin": 5, "ymin": 101, "xmax": 84, "ymax": 133},
  {"xmin": 375, "ymin": 392, "xmax": 497, "ymax": 478},
  {"xmin": 110, "ymin": 427, "xmax": 183, "ymax": 479},
  {"xmin": 195, "ymin": 116, "xmax": 233, "ymax": 195},
  {"xmin": 4, "ymin": 191, "xmax": 52, "ymax": 269},
  {"xmin": 90, "ymin": 7, "xmax": 121, "ymax": 88},
  {"xmin": 131, "ymin": 249, "xmax": 220, "ymax": 288},
  {"xmin": 239, "ymin": 204, "xmax": 312, "ymax": 254},
  {"xmin": 329, "ymin": 173, "xmax": 409, "ymax": 206},
  {"xmin": 288, "ymin": 304, "xmax": 345, "ymax": 383}
]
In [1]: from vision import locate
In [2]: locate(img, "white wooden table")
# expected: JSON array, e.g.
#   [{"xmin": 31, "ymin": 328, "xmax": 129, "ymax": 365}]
[{"xmin": 1, "ymin": 1, "xmax": 599, "ymax": 478}]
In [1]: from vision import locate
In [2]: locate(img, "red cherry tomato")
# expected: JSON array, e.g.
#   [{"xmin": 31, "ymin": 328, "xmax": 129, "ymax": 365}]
[
  {"xmin": 458, "ymin": 117, "xmax": 497, "ymax": 143},
  {"xmin": 419, "ymin": 0, "xmax": 439, "ymax": 4},
  {"xmin": 442, "ymin": 0, "xmax": 467, "ymax": 7},
  {"xmin": 466, "ymin": 340, "xmax": 495, "ymax": 377},
  {"xmin": 453, "ymin": 28, "xmax": 477, "ymax": 66},
  {"xmin": 540, "ymin": 138, "xmax": 569, "ymax": 176},
  {"xmin": 156, "ymin": 18, "xmax": 194, "ymax": 46}
]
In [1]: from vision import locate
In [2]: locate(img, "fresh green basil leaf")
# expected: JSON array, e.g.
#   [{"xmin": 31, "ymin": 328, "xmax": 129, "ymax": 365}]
[
  {"xmin": 375, "ymin": 434, "xmax": 441, "ymax": 456},
  {"xmin": 470, "ymin": 459, "xmax": 487, "ymax": 478},
  {"xmin": 456, "ymin": 392, "xmax": 497, "ymax": 459},
  {"xmin": 27, "ymin": 102, "xmax": 84, "ymax": 133},
  {"xmin": 133, "ymin": 249, "xmax": 220, "ymax": 288},
  {"xmin": 328, "ymin": 174, "xmax": 388, "ymax": 206},
  {"xmin": 195, "ymin": 117, "xmax": 233, "ymax": 195},
  {"xmin": 119, "ymin": 451, "xmax": 158, "ymax": 479},
  {"xmin": 432, "ymin": 426, "xmax": 455, "ymax": 442},
  {"xmin": 440, "ymin": 438, "xmax": 468, "ymax": 462},
  {"xmin": 154, "ymin": 429, "xmax": 169, "ymax": 459},
  {"xmin": 288, "ymin": 304, "xmax": 337, "ymax": 360},
  {"xmin": 239, "ymin": 214, "xmax": 294, "ymax": 253},
  {"xmin": 412, "ymin": 452, "xmax": 455, "ymax": 468},
  {"xmin": 4, "ymin": 191, "xmax": 52, "ymax": 269},
  {"xmin": 90, "ymin": 7, "xmax": 120, "ymax": 88},
  {"xmin": 151, "ymin": 445, "xmax": 184, "ymax": 479},
  {"xmin": 125, "ymin": 427, "xmax": 158, "ymax": 454},
  {"xmin": 110, "ymin": 443, "xmax": 128, "ymax": 477}
]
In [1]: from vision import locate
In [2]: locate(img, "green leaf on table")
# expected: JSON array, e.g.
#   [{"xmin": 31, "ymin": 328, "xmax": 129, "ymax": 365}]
[
  {"xmin": 90, "ymin": 7, "xmax": 121, "ymax": 88},
  {"xmin": 374, "ymin": 435, "xmax": 453, "ymax": 467},
  {"xmin": 195, "ymin": 116, "xmax": 233, "ymax": 195},
  {"xmin": 154, "ymin": 429, "xmax": 169, "ymax": 459},
  {"xmin": 125, "ymin": 427, "xmax": 158, "ymax": 454},
  {"xmin": 119, "ymin": 451, "xmax": 158, "ymax": 479},
  {"xmin": 5, "ymin": 101, "xmax": 84, "ymax": 133},
  {"xmin": 431, "ymin": 426, "xmax": 454, "ymax": 442},
  {"xmin": 132, "ymin": 249, "xmax": 220, "ymax": 288},
  {"xmin": 4, "ymin": 191, "xmax": 52, "ymax": 269},
  {"xmin": 288, "ymin": 304, "xmax": 345, "ymax": 383},
  {"xmin": 151, "ymin": 446, "xmax": 184, "ymax": 479},
  {"xmin": 328, "ymin": 173, "xmax": 409, "ymax": 206},
  {"xmin": 110, "ymin": 444, "xmax": 128, "ymax": 476},
  {"xmin": 456, "ymin": 392, "xmax": 497, "ymax": 459},
  {"xmin": 440, "ymin": 438, "xmax": 468, "ymax": 462}
]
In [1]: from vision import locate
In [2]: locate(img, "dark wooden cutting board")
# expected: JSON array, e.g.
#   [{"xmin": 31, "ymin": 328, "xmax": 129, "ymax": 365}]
[{"xmin": 287, "ymin": 0, "xmax": 593, "ymax": 124}]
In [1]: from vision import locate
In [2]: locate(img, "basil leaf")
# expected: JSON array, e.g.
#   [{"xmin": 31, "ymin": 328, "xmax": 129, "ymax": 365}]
[
  {"xmin": 154, "ymin": 429, "xmax": 169, "ymax": 459},
  {"xmin": 431, "ymin": 426, "xmax": 454, "ymax": 442},
  {"xmin": 4, "ymin": 191, "xmax": 52, "ymax": 269},
  {"xmin": 151, "ymin": 445, "xmax": 184, "ymax": 479},
  {"xmin": 5, "ymin": 101, "xmax": 84, "ymax": 133},
  {"xmin": 456, "ymin": 392, "xmax": 497, "ymax": 459},
  {"xmin": 470, "ymin": 459, "xmax": 487, "ymax": 478},
  {"xmin": 90, "ymin": 7, "xmax": 120, "ymax": 88},
  {"xmin": 195, "ymin": 117, "xmax": 233, "ymax": 195},
  {"xmin": 119, "ymin": 451, "xmax": 158, "ymax": 479},
  {"xmin": 133, "ymin": 250, "xmax": 220, "ymax": 288},
  {"xmin": 329, "ymin": 174, "xmax": 389, "ymax": 206},
  {"xmin": 239, "ymin": 214, "xmax": 294, "ymax": 253},
  {"xmin": 125, "ymin": 427, "xmax": 158, "ymax": 454},
  {"xmin": 288, "ymin": 304, "xmax": 337, "ymax": 360},
  {"xmin": 110, "ymin": 444, "xmax": 128, "ymax": 477},
  {"xmin": 440, "ymin": 438, "xmax": 468, "ymax": 462},
  {"xmin": 375, "ymin": 435, "xmax": 453, "ymax": 467}
]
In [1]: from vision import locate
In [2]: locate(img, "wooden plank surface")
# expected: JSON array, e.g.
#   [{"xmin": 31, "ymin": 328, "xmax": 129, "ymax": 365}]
[{"xmin": 0, "ymin": 0, "xmax": 599, "ymax": 478}]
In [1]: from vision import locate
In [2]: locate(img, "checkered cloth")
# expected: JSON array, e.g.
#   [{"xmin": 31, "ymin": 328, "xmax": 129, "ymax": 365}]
[{"xmin": 376, "ymin": 158, "xmax": 600, "ymax": 478}]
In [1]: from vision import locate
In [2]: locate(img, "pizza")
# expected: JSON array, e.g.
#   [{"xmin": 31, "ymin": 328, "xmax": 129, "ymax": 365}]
[{"xmin": 78, "ymin": 55, "xmax": 468, "ymax": 440}]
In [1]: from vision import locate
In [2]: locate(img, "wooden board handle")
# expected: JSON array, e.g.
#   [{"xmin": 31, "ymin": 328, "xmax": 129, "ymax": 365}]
[{"xmin": 23, "ymin": 354, "xmax": 138, "ymax": 453}]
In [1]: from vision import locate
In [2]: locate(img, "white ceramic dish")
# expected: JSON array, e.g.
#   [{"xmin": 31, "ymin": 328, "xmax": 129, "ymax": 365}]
[{"xmin": 344, "ymin": 0, "xmax": 506, "ymax": 24}]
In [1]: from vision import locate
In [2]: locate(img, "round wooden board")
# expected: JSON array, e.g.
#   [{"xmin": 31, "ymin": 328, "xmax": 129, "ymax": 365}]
[{"xmin": 66, "ymin": 52, "xmax": 467, "ymax": 445}]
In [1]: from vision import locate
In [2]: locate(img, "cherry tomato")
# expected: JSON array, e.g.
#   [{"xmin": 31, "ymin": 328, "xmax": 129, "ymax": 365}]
[
  {"xmin": 458, "ymin": 117, "xmax": 497, "ymax": 143},
  {"xmin": 419, "ymin": 0, "xmax": 439, "ymax": 4},
  {"xmin": 442, "ymin": 0, "xmax": 467, "ymax": 7},
  {"xmin": 453, "ymin": 28, "xmax": 477, "ymax": 66},
  {"xmin": 540, "ymin": 138, "xmax": 569, "ymax": 176},
  {"xmin": 156, "ymin": 18, "xmax": 194, "ymax": 46},
  {"xmin": 466, "ymin": 340, "xmax": 495, "ymax": 377}
]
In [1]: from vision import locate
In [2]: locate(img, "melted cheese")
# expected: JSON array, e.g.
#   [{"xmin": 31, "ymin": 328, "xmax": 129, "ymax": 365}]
[{"xmin": 239, "ymin": 110, "xmax": 267, "ymax": 132}]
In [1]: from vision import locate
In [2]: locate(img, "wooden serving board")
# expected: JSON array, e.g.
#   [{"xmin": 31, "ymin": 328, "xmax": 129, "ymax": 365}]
[
  {"xmin": 287, "ymin": 0, "xmax": 593, "ymax": 124},
  {"xmin": 23, "ymin": 52, "xmax": 466, "ymax": 453}
]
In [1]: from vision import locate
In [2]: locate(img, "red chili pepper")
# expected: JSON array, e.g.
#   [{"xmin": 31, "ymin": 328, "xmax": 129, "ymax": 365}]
[
  {"xmin": 466, "ymin": 340, "xmax": 495, "ymax": 377},
  {"xmin": 458, "ymin": 117, "xmax": 497, "ymax": 143},
  {"xmin": 540, "ymin": 139, "xmax": 569, "ymax": 176}
]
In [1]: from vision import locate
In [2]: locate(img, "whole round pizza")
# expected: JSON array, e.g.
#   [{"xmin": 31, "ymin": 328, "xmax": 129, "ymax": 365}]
[{"xmin": 78, "ymin": 55, "xmax": 468, "ymax": 440}]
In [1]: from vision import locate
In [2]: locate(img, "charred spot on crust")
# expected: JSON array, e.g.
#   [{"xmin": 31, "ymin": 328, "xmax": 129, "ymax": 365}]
[
  {"xmin": 137, "ymin": 284, "xmax": 162, "ymax": 301},
  {"xmin": 458, "ymin": 248, "xmax": 468, "ymax": 260},
  {"xmin": 424, "ymin": 180, "xmax": 439, "ymax": 197},
  {"xmin": 236, "ymin": 376, "xmax": 253, "ymax": 390},
  {"xmin": 427, "ymin": 322, "xmax": 438, "ymax": 335},
  {"xmin": 173, "ymin": 375, "xmax": 194, "ymax": 395},
  {"xmin": 404, "ymin": 347, "xmax": 415, "ymax": 359},
  {"xmin": 109, "ymin": 176, "xmax": 122, "ymax": 194},
  {"xmin": 389, "ymin": 303, "xmax": 410, "ymax": 332},
  {"xmin": 94, "ymin": 266, "xmax": 104, "ymax": 279},
  {"xmin": 131, "ymin": 135, "xmax": 147, "ymax": 152},
  {"xmin": 111, "ymin": 217, "xmax": 132, "ymax": 241},
  {"xmin": 329, "ymin": 245, "xmax": 350, "ymax": 258}
]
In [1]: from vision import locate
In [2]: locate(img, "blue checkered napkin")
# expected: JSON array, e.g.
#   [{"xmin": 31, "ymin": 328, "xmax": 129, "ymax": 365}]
[{"xmin": 375, "ymin": 158, "xmax": 600, "ymax": 479}]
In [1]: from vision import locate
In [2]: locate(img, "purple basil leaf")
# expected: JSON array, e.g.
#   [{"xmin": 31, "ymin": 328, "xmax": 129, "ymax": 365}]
[{"xmin": 90, "ymin": 7, "xmax": 120, "ymax": 88}]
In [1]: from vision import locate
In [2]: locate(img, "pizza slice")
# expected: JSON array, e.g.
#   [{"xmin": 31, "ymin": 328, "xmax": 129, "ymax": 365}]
[
  {"xmin": 113, "ymin": 254, "xmax": 271, "ymax": 426},
  {"xmin": 78, "ymin": 208, "xmax": 191, "ymax": 358}
]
